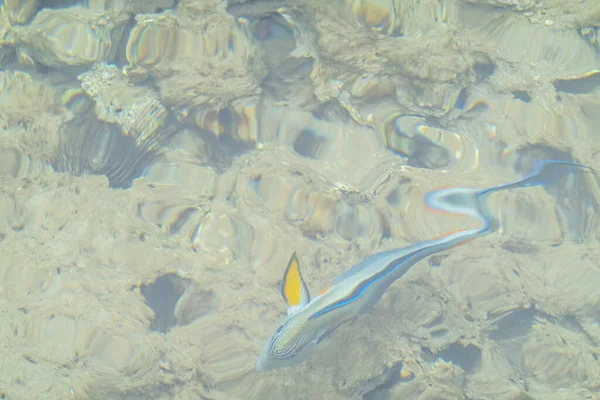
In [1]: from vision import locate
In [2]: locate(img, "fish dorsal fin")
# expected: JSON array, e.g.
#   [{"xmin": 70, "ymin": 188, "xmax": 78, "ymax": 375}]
[{"xmin": 280, "ymin": 252, "xmax": 311, "ymax": 315}]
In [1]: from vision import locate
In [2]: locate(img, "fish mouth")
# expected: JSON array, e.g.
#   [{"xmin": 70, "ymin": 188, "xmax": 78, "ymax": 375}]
[
  {"xmin": 256, "ymin": 348, "xmax": 287, "ymax": 372},
  {"xmin": 255, "ymin": 354, "xmax": 274, "ymax": 372}
]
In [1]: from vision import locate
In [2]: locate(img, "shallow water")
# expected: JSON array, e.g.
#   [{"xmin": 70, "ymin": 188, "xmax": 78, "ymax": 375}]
[{"xmin": 0, "ymin": 0, "xmax": 600, "ymax": 399}]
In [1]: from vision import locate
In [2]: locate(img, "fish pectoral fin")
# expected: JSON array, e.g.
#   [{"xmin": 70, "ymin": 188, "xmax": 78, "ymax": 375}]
[
  {"xmin": 280, "ymin": 252, "xmax": 311, "ymax": 314},
  {"xmin": 316, "ymin": 316, "xmax": 357, "ymax": 344}
]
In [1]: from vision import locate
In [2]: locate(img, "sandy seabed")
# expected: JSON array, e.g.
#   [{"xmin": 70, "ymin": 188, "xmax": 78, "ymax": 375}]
[{"xmin": 1, "ymin": 0, "xmax": 600, "ymax": 399}]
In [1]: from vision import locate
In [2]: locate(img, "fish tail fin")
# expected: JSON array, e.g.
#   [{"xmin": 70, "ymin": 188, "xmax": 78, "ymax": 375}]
[{"xmin": 425, "ymin": 160, "xmax": 592, "ymax": 235}]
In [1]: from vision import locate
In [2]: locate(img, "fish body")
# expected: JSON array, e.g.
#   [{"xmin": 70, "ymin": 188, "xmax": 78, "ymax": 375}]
[
  {"xmin": 256, "ymin": 228, "xmax": 482, "ymax": 371},
  {"xmin": 257, "ymin": 160, "xmax": 591, "ymax": 371}
]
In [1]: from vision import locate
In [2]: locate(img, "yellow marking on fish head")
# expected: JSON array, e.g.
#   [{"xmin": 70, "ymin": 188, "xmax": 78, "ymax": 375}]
[{"xmin": 319, "ymin": 284, "xmax": 332, "ymax": 296}]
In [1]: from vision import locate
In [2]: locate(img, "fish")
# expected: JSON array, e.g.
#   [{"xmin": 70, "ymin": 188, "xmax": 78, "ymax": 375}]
[{"xmin": 256, "ymin": 160, "xmax": 592, "ymax": 371}]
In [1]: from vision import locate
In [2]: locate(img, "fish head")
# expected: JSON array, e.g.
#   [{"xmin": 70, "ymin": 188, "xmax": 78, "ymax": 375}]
[{"xmin": 256, "ymin": 312, "xmax": 318, "ymax": 371}]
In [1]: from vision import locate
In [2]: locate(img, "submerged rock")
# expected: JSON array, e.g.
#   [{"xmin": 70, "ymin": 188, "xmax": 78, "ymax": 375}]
[
  {"xmin": 124, "ymin": 1, "xmax": 265, "ymax": 126},
  {"xmin": 50, "ymin": 63, "xmax": 172, "ymax": 188},
  {"xmin": 0, "ymin": 70, "xmax": 61, "ymax": 126},
  {"xmin": 0, "ymin": 70, "xmax": 65, "ymax": 161},
  {"xmin": 87, "ymin": 0, "xmax": 175, "ymax": 14},
  {"xmin": 14, "ymin": 7, "xmax": 129, "ymax": 67},
  {"xmin": 52, "ymin": 115, "xmax": 161, "ymax": 188},
  {"xmin": 4, "ymin": 0, "xmax": 39, "ymax": 25},
  {"xmin": 78, "ymin": 62, "xmax": 169, "ymax": 148},
  {"xmin": 463, "ymin": 7, "xmax": 600, "ymax": 81}
]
